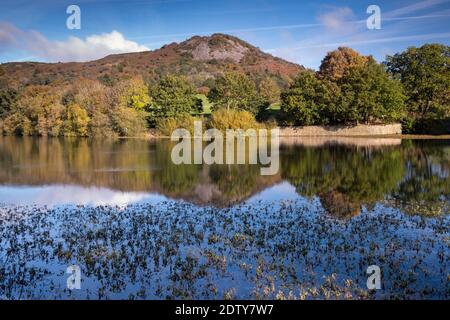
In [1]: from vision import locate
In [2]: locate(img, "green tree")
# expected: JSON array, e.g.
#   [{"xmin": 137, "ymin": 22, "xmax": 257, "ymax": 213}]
[
  {"xmin": 208, "ymin": 72, "xmax": 261, "ymax": 114},
  {"xmin": 148, "ymin": 75, "xmax": 197, "ymax": 124},
  {"xmin": 338, "ymin": 57, "xmax": 405, "ymax": 124},
  {"xmin": 385, "ymin": 44, "xmax": 450, "ymax": 130},
  {"xmin": 280, "ymin": 71, "xmax": 335, "ymax": 125},
  {"xmin": 0, "ymin": 87, "xmax": 17, "ymax": 118}
]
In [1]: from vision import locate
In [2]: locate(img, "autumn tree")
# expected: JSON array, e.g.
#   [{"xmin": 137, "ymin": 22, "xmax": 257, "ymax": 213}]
[
  {"xmin": 259, "ymin": 77, "xmax": 281, "ymax": 104},
  {"xmin": 2, "ymin": 86, "xmax": 64, "ymax": 136},
  {"xmin": 69, "ymin": 79, "xmax": 113, "ymax": 137},
  {"xmin": 111, "ymin": 106, "xmax": 147, "ymax": 137},
  {"xmin": 117, "ymin": 77, "xmax": 151, "ymax": 110},
  {"xmin": 319, "ymin": 47, "xmax": 368, "ymax": 81},
  {"xmin": 64, "ymin": 104, "xmax": 90, "ymax": 137}
]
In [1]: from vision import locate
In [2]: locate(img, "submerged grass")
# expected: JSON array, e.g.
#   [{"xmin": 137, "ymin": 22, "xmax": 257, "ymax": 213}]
[{"xmin": 0, "ymin": 200, "xmax": 448, "ymax": 300}]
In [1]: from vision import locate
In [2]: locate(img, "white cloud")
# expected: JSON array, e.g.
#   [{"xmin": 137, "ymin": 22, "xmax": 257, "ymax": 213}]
[
  {"xmin": 316, "ymin": 7, "xmax": 355, "ymax": 30},
  {"xmin": 0, "ymin": 22, "xmax": 149, "ymax": 62}
]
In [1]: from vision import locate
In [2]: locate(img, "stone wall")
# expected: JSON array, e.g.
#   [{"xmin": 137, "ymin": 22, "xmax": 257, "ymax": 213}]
[{"xmin": 277, "ymin": 124, "xmax": 402, "ymax": 137}]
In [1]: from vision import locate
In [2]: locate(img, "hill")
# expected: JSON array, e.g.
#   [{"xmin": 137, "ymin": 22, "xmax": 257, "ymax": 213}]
[{"xmin": 0, "ymin": 33, "xmax": 303, "ymax": 89}]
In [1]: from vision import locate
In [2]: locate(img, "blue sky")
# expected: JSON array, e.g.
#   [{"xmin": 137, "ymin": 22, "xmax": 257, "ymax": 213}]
[{"xmin": 0, "ymin": 0, "xmax": 449, "ymax": 69}]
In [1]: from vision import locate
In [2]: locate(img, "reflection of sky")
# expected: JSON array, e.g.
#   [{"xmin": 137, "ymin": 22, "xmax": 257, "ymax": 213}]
[
  {"xmin": 0, "ymin": 182, "xmax": 304, "ymax": 207},
  {"xmin": 0, "ymin": 185, "xmax": 169, "ymax": 207},
  {"xmin": 245, "ymin": 181, "xmax": 302, "ymax": 203}
]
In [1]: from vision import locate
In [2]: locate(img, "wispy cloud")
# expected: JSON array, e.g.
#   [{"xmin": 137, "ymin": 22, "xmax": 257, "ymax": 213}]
[
  {"xmin": 0, "ymin": 22, "xmax": 149, "ymax": 62},
  {"xmin": 264, "ymin": 1, "xmax": 450, "ymax": 68},
  {"xmin": 267, "ymin": 32, "xmax": 450, "ymax": 51},
  {"xmin": 384, "ymin": 0, "xmax": 449, "ymax": 18},
  {"xmin": 316, "ymin": 7, "xmax": 355, "ymax": 30}
]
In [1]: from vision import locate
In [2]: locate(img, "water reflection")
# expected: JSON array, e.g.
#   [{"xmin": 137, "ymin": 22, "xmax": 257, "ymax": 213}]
[
  {"xmin": 0, "ymin": 136, "xmax": 448, "ymax": 215},
  {"xmin": 0, "ymin": 137, "xmax": 449, "ymax": 300},
  {"xmin": 0, "ymin": 185, "xmax": 169, "ymax": 206}
]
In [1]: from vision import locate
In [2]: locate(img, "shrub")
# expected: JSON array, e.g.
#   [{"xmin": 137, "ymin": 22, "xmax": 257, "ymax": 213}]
[
  {"xmin": 111, "ymin": 107, "xmax": 147, "ymax": 137},
  {"xmin": 156, "ymin": 113, "xmax": 203, "ymax": 136},
  {"xmin": 208, "ymin": 108, "xmax": 262, "ymax": 131}
]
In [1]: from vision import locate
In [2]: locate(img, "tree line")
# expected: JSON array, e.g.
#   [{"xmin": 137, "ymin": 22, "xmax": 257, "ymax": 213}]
[
  {"xmin": 280, "ymin": 44, "xmax": 449, "ymax": 132},
  {"xmin": 0, "ymin": 43, "xmax": 448, "ymax": 137}
]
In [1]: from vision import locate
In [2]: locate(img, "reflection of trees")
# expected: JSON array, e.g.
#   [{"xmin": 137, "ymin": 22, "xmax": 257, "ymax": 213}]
[
  {"xmin": 0, "ymin": 137, "xmax": 449, "ymax": 213},
  {"xmin": 281, "ymin": 145, "xmax": 406, "ymax": 217},
  {"xmin": 319, "ymin": 190, "xmax": 361, "ymax": 218},
  {"xmin": 0, "ymin": 137, "xmax": 281, "ymax": 205},
  {"xmin": 0, "ymin": 136, "xmax": 154, "ymax": 191},
  {"xmin": 151, "ymin": 141, "xmax": 201, "ymax": 194},
  {"xmin": 392, "ymin": 141, "xmax": 450, "ymax": 216},
  {"xmin": 209, "ymin": 164, "xmax": 259, "ymax": 198},
  {"xmin": 280, "ymin": 141, "xmax": 450, "ymax": 217}
]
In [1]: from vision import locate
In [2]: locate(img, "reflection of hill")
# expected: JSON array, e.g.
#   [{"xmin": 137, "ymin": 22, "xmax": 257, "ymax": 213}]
[{"xmin": 0, "ymin": 137, "xmax": 281, "ymax": 206}]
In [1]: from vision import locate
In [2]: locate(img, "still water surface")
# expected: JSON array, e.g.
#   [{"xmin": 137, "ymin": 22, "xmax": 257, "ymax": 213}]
[{"xmin": 0, "ymin": 137, "xmax": 448, "ymax": 299}]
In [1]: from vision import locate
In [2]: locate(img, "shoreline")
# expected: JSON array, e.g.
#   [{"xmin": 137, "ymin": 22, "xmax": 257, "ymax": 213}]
[{"xmin": 145, "ymin": 133, "xmax": 450, "ymax": 140}]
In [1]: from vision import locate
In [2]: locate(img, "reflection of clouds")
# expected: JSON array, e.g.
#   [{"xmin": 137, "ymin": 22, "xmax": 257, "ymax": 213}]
[
  {"xmin": 246, "ymin": 182, "xmax": 301, "ymax": 203},
  {"xmin": 0, "ymin": 185, "xmax": 168, "ymax": 207}
]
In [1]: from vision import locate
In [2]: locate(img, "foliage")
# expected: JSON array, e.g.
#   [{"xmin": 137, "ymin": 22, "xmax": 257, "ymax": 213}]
[
  {"xmin": 1, "ymin": 86, "xmax": 65, "ymax": 136},
  {"xmin": 281, "ymin": 71, "xmax": 336, "ymax": 125},
  {"xmin": 208, "ymin": 108, "xmax": 261, "ymax": 131},
  {"xmin": 258, "ymin": 77, "xmax": 281, "ymax": 104},
  {"xmin": 208, "ymin": 72, "xmax": 262, "ymax": 115},
  {"xmin": 148, "ymin": 75, "xmax": 198, "ymax": 124},
  {"xmin": 337, "ymin": 57, "xmax": 406, "ymax": 124},
  {"xmin": 64, "ymin": 104, "xmax": 90, "ymax": 137},
  {"xmin": 97, "ymin": 74, "xmax": 116, "ymax": 87},
  {"xmin": 0, "ymin": 44, "xmax": 447, "ymax": 136},
  {"xmin": 156, "ymin": 113, "xmax": 202, "ymax": 136},
  {"xmin": 0, "ymin": 87, "xmax": 17, "ymax": 118},
  {"xmin": 111, "ymin": 107, "xmax": 147, "ymax": 137},
  {"xmin": 385, "ymin": 44, "xmax": 450, "ymax": 132},
  {"xmin": 117, "ymin": 77, "xmax": 151, "ymax": 110},
  {"xmin": 319, "ymin": 47, "xmax": 368, "ymax": 81},
  {"xmin": 281, "ymin": 58, "xmax": 405, "ymax": 125}
]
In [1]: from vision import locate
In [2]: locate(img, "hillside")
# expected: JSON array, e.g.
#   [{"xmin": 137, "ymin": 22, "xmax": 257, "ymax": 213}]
[{"xmin": 0, "ymin": 33, "xmax": 303, "ymax": 89}]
